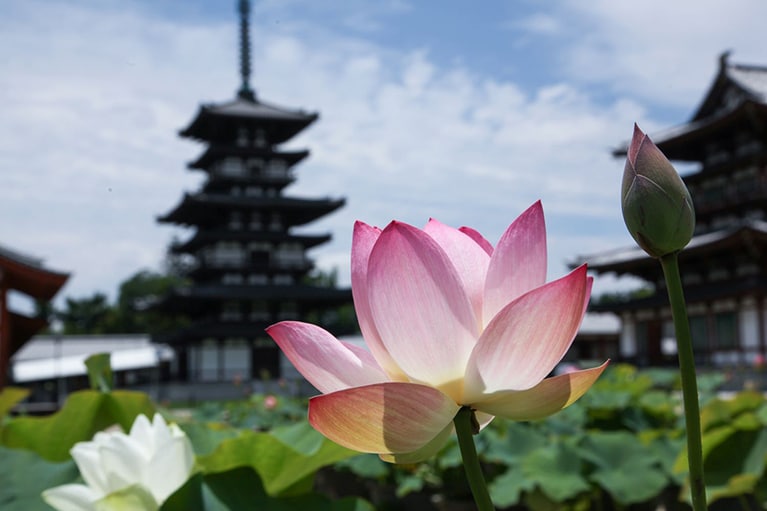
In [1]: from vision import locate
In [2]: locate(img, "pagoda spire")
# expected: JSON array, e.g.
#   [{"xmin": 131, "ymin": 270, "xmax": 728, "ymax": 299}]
[{"xmin": 237, "ymin": 0, "xmax": 256, "ymax": 101}]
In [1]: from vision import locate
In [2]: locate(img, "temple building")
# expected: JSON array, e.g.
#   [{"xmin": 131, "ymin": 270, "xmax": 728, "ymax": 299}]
[
  {"xmin": 579, "ymin": 53, "xmax": 767, "ymax": 368},
  {"xmin": 156, "ymin": 0, "xmax": 351, "ymax": 385},
  {"xmin": 0, "ymin": 244, "xmax": 68, "ymax": 389}
]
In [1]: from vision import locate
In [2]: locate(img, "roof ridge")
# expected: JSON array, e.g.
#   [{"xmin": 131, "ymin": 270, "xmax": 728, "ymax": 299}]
[{"xmin": 728, "ymin": 62, "xmax": 767, "ymax": 74}]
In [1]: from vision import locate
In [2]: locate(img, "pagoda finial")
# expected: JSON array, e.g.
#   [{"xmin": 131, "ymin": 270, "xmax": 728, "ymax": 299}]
[
  {"xmin": 237, "ymin": 0, "xmax": 256, "ymax": 101},
  {"xmin": 719, "ymin": 50, "xmax": 732, "ymax": 71}
]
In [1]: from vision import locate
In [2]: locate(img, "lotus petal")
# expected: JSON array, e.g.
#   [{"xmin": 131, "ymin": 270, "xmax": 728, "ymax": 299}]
[
  {"xmin": 43, "ymin": 485, "xmax": 100, "ymax": 511},
  {"xmin": 267, "ymin": 321, "xmax": 388, "ymax": 394},
  {"xmin": 424, "ymin": 218, "xmax": 491, "ymax": 324},
  {"xmin": 379, "ymin": 422, "xmax": 454, "ymax": 463},
  {"xmin": 475, "ymin": 362, "xmax": 609, "ymax": 420},
  {"xmin": 458, "ymin": 226, "xmax": 494, "ymax": 256},
  {"xmin": 309, "ymin": 383, "xmax": 459, "ymax": 454},
  {"xmin": 352, "ymin": 221, "xmax": 407, "ymax": 380},
  {"xmin": 465, "ymin": 265, "xmax": 589, "ymax": 397},
  {"xmin": 483, "ymin": 201, "xmax": 547, "ymax": 326},
  {"xmin": 367, "ymin": 222, "xmax": 478, "ymax": 390}
]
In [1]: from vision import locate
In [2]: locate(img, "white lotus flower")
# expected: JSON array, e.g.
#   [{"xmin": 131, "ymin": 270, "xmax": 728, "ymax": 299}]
[{"xmin": 42, "ymin": 413, "xmax": 195, "ymax": 511}]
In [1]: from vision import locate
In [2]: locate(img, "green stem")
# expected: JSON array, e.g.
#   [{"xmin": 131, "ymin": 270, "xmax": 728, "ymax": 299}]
[
  {"xmin": 453, "ymin": 407, "xmax": 495, "ymax": 511},
  {"xmin": 660, "ymin": 253, "xmax": 708, "ymax": 511}
]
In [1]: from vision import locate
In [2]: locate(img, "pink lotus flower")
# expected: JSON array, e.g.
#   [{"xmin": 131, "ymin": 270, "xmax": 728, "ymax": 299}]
[
  {"xmin": 267, "ymin": 202, "xmax": 607, "ymax": 462},
  {"xmin": 264, "ymin": 395, "xmax": 278, "ymax": 410}
]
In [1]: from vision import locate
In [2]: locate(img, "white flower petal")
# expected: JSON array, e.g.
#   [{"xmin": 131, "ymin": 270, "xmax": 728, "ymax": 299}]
[{"xmin": 43, "ymin": 484, "xmax": 99, "ymax": 511}]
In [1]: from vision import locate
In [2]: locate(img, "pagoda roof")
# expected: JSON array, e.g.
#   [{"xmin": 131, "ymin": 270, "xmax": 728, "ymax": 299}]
[
  {"xmin": 158, "ymin": 284, "xmax": 351, "ymax": 312},
  {"xmin": 612, "ymin": 54, "xmax": 767, "ymax": 161},
  {"xmin": 157, "ymin": 321, "xmax": 274, "ymax": 343},
  {"xmin": 0, "ymin": 244, "xmax": 69, "ymax": 299},
  {"xmin": 576, "ymin": 219, "xmax": 767, "ymax": 280},
  {"xmin": 200, "ymin": 175, "xmax": 294, "ymax": 194},
  {"xmin": 157, "ymin": 193, "xmax": 345, "ymax": 228},
  {"xmin": 592, "ymin": 275, "xmax": 767, "ymax": 313},
  {"xmin": 180, "ymin": 97, "xmax": 318, "ymax": 145},
  {"xmin": 170, "ymin": 230, "xmax": 332, "ymax": 253},
  {"xmin": 691, "ymin": 53, "xmax": 767, "ymax": 122},
  {"xmin": 644, "ymin": 100, "xmax": 767, "ymax": 162},
  {"xmin": 157, "ymin": 315, "xmax": 356, "ymax": 344},
  {"xmin": 188, "ymin": 145, "xmax": 309, "ymax": 171}
]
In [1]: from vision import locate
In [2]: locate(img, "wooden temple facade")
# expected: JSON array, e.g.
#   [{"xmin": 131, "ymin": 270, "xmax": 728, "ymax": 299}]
[
  {"xmin": 156, "ymin": 0, "xmax": 351, "ymax": 383},
  {"xmin": 0, "ymin": 244, "xmax": 68, "ymax": 388},
  {"xmin": 581, "ymin": 53, "xmax": 767, "ymax": 368}
]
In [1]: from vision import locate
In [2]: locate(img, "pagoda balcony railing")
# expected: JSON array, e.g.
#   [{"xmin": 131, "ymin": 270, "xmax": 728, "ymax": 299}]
[
  {"xmin": 693, "ymin": 178, "xmax": 767, "ymax": 215},
  {"xmin": 210, "ymin": 161, "xmax": 294, "ymax": 182},
  {"xmin": 190, "ymin": 255, "xmax": 311, "ymax": 271}
]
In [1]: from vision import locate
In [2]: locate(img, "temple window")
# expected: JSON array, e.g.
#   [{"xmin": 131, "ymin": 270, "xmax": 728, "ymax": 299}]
[
  {"xmin": 273, "ymin": 274, "xmax": 294, "ymax": 285},
  {"xmin": 248, "ymin": 211, "xmax": 263, "ymax": 228},
  {"xmin": 228, "ymin": 211, "xmax": 243, "ymax": 230},
  {"xmin": 249, "ymin": 300, "xmax": 270, "ymax": 321},
  {"xmin": 714, "ymin": 311, "xmax": 738, "ymax": 349},
  {"xmin": 254, "ymin": 128, "xmax": 267, "ymax": 147},
  {"xmin": 265, "ymin": 160, "xmax": 287, "ymax": 178},
  {"xmin": 689, "ymin": 315, "xmax": 709, "ymax": 353},
  {"xmin": 268, "ymin": 213, "xmax": 282, "ymax": 231},
  {"xmin": 222, "ymin": 273, "xmax": 243, "ymax": 284},
  {"xmin": 220, "ymin": 157, "xmax": 246, "ymax": 176},
  {"xmin": 236, "ymin": 127, "xmax": 249, "ymax": 147},
  {"xmin": 248, "ymin": 274, "xmax": 268, "ymax": 285},
  {"xmin": 221, "ymin": 301, "xmax": 242, "ymax": 321},
  {"xmin": 213, "ymin": 242, "xmax": 245, "ymax": 266}
]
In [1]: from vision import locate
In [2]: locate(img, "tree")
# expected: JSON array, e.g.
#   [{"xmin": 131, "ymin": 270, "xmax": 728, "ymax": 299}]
[
  {"xmin": 57, "ymin": 293, "xmax": 120, "ymax": 334},
  {"xmin": 114, "ymin": 270, "xmax": 188, "ymax": 334},
  {"xmin": 55, "ymin": 269, "xmax": 189, "ymax": 335}
]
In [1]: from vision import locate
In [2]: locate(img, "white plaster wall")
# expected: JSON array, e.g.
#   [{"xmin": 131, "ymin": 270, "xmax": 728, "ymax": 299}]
[
  {"xmin": 740, "ymin": 305, "xmax": 760, "ymax": 349},
  {"xmin": 620, "ymin": 315, "xmax": 636, "ymax": 358}
]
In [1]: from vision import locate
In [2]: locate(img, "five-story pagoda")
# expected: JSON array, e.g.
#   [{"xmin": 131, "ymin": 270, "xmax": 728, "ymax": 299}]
[{"xmin": 157, "ymin": 0, "xmax": 350, "ymax": 384}]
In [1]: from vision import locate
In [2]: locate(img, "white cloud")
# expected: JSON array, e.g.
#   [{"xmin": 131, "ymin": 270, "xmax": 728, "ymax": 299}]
[{"xmin": 553, "ymin": 0, "xmax": 767, "ymax": 109}]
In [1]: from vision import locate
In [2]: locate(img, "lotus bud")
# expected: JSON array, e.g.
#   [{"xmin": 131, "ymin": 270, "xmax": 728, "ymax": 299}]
[{"xmin": 621, "ymin": 124, "xmax": 695, "ymax": 258}]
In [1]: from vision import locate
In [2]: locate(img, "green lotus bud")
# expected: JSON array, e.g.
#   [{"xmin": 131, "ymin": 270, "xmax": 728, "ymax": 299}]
[{"xmin": 621, "ymin": 124, "xmax": 695, "ymax": 258}]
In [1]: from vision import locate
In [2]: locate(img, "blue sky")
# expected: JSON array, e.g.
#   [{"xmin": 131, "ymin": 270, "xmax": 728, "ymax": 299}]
[{"xmin": 1, "ymin": 0, "xmax": 766, "ymax": 304}]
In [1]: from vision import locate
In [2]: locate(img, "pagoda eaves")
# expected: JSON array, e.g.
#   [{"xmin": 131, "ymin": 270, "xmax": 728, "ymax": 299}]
[
  {"xmin": 0, "ymin": 244, "xmax": 68, "ymax": 388},
  {"xmin": 157, "ymin": 193, "xmax": 345, "ymax": 228},
  {"xmin": 180, "ymin": 98, "xmax": 318, "ymax": 145}
]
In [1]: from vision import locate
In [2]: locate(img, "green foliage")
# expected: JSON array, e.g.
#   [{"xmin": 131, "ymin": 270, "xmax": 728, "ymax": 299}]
[
  {"xmin": 84, "ymin": 353, "xmax": 114, "ymax": 392},
  {"xmin": 6, "ymin": 363, "xmax": 767, "ymax": 510},
  {"xmin": 55, "ymin": 268, "xmax": 189, "ymax": 335},
  {"xmin": 0, "ymin": 446, "xmax": 79, "ymax": 511},
  {"xmin": 330, "ymin": 363, "xmax": 737, "ymax": 509},
  {"xmin": 57, "ymin": 292, "xmax": 118, "ymax": 334},
  {"xmin": 1, "ymin": 389, "xmax": 155, "ymax": 461},
  {"xmin": 592, "ymin": 286, "xmax": 654, "ymax": 306},
  {"xmin": 0, "ymin": 387, "xmax": 30, "ymax": 422},
  {"xmin": 0, "ymin": 372, "xmax": 364, "ymax": 510},
  {"xmin": 195, "ymin": 421, "xmax": 357, "ymax": 497},
  {"xmin": 161, "ymin": 468, "xmax": 374, "ymax": 511},
  {"xmin": 579, "ymin": 431, "xmax": 668, "ymax": 504},
  {"xmin": 114, "ymin": 269, "xmax": 189, "ymax": 334},
  {"xmin": 673, "ymin": 390, "xmax": 767, "ymax": 505}
]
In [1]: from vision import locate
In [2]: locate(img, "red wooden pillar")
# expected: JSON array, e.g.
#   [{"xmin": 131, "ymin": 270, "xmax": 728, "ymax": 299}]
[{"xmin": 0, "ymin": 275, "xmax": 9, "ymax": 389}]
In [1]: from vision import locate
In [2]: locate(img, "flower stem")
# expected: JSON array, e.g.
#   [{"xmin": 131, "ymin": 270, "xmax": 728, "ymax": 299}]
[
  {"xmin": 453, "ymin": 407, "xmax": 495, "ymax": 511},
  {"xmin": 660, "ymin": 253, "xmax": 707, "ymax": 511}
]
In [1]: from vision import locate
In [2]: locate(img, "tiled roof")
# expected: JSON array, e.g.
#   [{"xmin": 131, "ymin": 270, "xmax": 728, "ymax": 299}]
[
  {"xmin": 728, "ymin": 64, "xmax": 767, "ymax": 102},
  {"xmin": 578, "ymin": 219, "xmax": 767, "ymax": 270}
]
